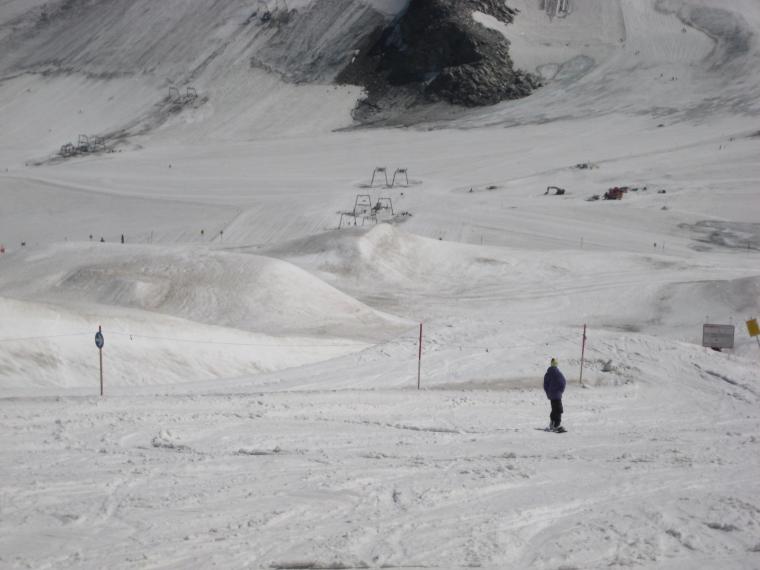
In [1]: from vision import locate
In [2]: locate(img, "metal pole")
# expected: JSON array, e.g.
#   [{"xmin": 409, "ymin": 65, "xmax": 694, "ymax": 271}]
[
  {"xmin": 579, "ymin": 324, "xmax": 587, "ymax": 386},
  {"xmin": 417, "ymin": 323, "xmax": 423, "ymax": 390},
  {"xmin": 99, "ymin": 325, "xmax": 103, "ymax": 397}
]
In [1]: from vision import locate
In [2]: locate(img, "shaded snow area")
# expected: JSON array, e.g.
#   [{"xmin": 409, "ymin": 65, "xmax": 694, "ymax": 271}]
[{"xmin": 2, "ymin": 0, "xmax": 760, "ymax": 568}]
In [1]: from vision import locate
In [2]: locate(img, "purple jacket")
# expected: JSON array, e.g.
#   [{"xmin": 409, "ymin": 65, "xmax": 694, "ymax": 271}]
[{"xmin": 544, "ymin": 366, "xmax": 566, "ymax": 400}]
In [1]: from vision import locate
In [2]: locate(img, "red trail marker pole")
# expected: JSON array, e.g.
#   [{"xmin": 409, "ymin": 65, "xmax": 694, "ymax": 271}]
[
  {"xmin": 579, "ymin": 324, "xmax": 587, "ymax": 387},
  {"xmin": 417, "ymin": 323, "xmax": 423, "ymax": 390}
]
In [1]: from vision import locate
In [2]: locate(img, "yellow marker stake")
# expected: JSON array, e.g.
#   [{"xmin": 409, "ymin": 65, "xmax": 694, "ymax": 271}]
[{"xmin": 748, "ymin": 319, "xmax": 760, "ymax": 354}]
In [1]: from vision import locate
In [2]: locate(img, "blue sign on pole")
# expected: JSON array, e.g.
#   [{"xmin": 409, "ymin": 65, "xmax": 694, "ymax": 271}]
[{"xmin": 95, "ymin": 327, "xmax": 104, "ymax": 396}]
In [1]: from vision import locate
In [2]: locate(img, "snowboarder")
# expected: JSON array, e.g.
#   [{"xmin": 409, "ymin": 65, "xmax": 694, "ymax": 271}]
[{"xmin": 544, "ymin": 357, "xmax": 566, "ymax": 432}]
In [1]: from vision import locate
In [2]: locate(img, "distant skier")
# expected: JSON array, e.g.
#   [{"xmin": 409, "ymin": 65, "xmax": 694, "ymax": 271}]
[{"xmin": 544, "ymin": 357, "xmax": 566, "ymax": 433}]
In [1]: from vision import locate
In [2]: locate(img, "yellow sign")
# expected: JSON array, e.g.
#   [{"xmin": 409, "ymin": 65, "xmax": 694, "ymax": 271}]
[{"xmin": 748, "ymin": 319, "xmax": 760, "ymax": 337}]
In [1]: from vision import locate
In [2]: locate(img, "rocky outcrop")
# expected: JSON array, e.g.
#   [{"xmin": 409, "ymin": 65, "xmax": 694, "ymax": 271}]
[{"xmin": 338, "ymin": 0, "xmax": 540, "ymax": 119}]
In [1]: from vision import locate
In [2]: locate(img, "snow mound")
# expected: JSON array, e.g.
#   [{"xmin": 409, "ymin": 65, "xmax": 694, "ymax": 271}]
[
  {"xmin": 0, "ymin": 243, "xmax": 409, "ymax": 340},
  {"xmin": 0, "ymin": 294, "xmax": 379, "ymax": 390},
  {"xmin": 266, "ymin": 225, "xmax": 760, "ymax": 356},
  {"xmin": 273, "ymin": 224, "xmax": 633, "ymax": 299},
  {"xmin": 151, "ymin": 429, "xmax": 190, "ymax": 452}
]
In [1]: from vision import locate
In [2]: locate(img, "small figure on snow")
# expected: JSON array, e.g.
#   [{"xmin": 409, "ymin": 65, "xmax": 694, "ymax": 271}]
[{"xmin": 544, "ymin": 357, "xmax": 567, "ymax": 433}]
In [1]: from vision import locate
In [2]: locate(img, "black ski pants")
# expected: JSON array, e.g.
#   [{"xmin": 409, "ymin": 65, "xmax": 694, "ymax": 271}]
[{"xmin": 550, "ymin": 399, "xmax": 563, "ymax": 428}]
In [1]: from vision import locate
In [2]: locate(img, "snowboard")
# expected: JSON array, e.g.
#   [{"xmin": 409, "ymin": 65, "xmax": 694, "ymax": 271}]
[{"xmin": 539, "ymin": 426, "xmax": 567, "ymax": 433}]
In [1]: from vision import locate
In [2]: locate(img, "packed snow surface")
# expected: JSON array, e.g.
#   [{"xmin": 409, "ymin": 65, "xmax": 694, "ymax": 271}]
[{"xmin": 1, "ymin": 0, "xmax": 760, "ymax": 568}]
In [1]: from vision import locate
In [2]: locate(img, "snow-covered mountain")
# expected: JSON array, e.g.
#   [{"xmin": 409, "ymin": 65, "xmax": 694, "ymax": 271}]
[{"xmin": 1, "ymin": 1, "xmax": 760, "ymax": 568}]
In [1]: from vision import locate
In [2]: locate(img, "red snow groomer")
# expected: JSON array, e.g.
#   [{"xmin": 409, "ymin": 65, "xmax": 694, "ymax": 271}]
[{"xmin": 604, "ymin": 186, "xmax": 629, "ymax": 200}]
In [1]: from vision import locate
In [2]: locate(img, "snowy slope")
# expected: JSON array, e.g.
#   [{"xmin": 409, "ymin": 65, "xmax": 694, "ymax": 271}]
[
  {"xmin": 465, "ymin": 0, "xmax": 760, "ymax": 126},
  {"xmin": 0, "ymin": 0, "xmax": 757, "ymax": 411},
  {"xmin": 0, "ymin": 242, "xmax": 410, "ymax": 388},
  {"xmin": 1, "ymin": 0, "xmax": 760, "ymax": 568},
  {"xmin": 0, "ymin": 296, "xmax": 376, "ymax": 389},
  {"xmin": 2, "ymin": 346, "xmax": 760, "ymax": 569},
  {"xmin": 0, "ymin": 0, "xmax": 758, "ymax": 160},
  {"xmin": 0, "ymin": 0, "xmax": 402, "ymax": 160}
]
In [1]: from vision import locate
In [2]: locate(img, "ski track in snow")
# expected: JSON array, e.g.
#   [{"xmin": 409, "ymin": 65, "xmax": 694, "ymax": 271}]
[{"xmin": 2, "ymin": 379, "xmax": 760, "ymax": 569}]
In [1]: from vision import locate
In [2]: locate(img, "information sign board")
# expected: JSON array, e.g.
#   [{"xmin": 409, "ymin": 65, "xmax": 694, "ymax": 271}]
[{"xmin": 702, "ymin": 324, "xmax": 735, "ymax": 349}]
